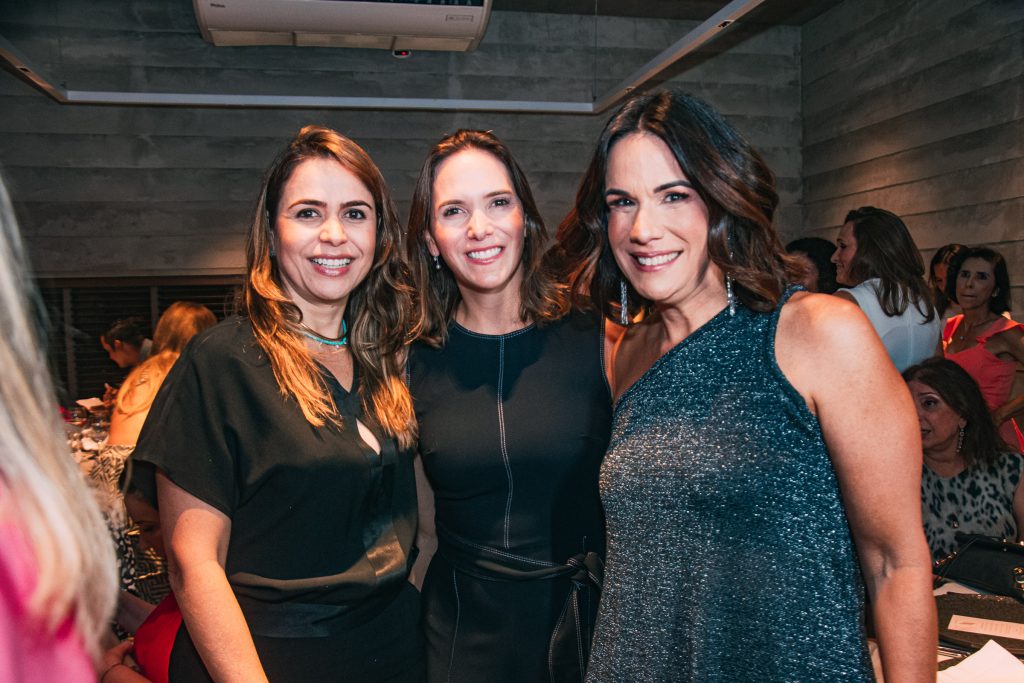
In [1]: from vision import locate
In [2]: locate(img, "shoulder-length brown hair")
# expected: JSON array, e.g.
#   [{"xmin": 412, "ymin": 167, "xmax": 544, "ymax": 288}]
[
  {"xmin": 558, "ymin": 90, "xmax": 801, "ymax": 320},
  {"xmin": 243, "ymin": 125, "xmax": 416, "ymax": 449},
  {"xmin": 406, "ymin": 129, "xmax": 569, "ymax": 346},
  {"xmin": 903, "ymin": 358, "xmax": 1009, "ymax": 468},
  {"xmin": 844, "ymin": 206, "xmax": 935, "ymax": 322}
]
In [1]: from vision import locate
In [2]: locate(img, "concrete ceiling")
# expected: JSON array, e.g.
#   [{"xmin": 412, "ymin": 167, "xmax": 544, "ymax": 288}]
[{"xmin": 493, "ymin": 0, "xmax": 843, "ymax": 25}]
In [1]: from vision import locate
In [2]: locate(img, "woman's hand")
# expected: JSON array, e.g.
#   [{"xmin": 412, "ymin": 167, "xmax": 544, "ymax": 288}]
[{"xmin": 99, "ymin": 640, "xmax": 150, "ymax": 682}]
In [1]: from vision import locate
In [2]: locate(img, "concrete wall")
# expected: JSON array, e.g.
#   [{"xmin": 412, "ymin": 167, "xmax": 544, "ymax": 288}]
[
  {"xmin": 0, "ymin": 1, "xmax": 802, "ymax": 279},
  {"xmin": 801, "ymin": 0, "xmax": 1023, "ymax": 302}
]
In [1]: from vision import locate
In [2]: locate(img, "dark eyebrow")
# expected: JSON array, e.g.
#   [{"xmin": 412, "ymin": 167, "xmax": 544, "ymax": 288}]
[
  {"xmin": 655, "ymin": 180, "xmax": 694, "ymax": 193},
  {"xmin": 604, "ymin": 179, "xmax": 694, "ymax": 197},
  {"xmin": 286, "ymin": 199, "xmax": 372, "ymax": 210}
]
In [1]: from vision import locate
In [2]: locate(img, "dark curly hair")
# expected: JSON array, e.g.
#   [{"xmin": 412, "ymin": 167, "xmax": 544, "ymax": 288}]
[{"xmin": 558, "ymin": 90, "xmax": 802, "ymax": 321}]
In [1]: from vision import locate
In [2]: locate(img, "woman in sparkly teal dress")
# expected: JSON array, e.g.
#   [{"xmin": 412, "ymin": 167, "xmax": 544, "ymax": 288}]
[{"xmin": 559, "ymin": 90, "xmax": 937, "ymax": 682}]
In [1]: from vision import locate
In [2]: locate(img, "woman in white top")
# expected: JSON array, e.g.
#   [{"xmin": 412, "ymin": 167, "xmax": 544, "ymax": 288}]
[{"xmin": 831, "ymin": 206, "xmax": 941, "ymax": 371}]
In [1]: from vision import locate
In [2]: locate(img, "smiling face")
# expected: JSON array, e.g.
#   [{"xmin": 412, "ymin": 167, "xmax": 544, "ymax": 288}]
[
  {"xmin": 955, "ymin": 257, "xmax": 998, "ymax": 313},
  {"xmin": 831, "ymin": 221, "xmax": 858, "ymax": 286},
  {"xmin": 907, "ymin": 379, "xmax": 966, "ymax": 459},
  {"xmin": 426, "ymin": 148, "xmax": 526, "ymax": 300},
  {"xmin": 604, "ymin": 132, "xmax": 722, "ymax": 312},
  {"xmin": 273, "ymin": 157, "xmax": 377, "ymax": 318}
]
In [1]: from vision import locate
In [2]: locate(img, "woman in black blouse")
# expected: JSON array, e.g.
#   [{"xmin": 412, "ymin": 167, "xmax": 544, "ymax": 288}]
[{"xmin": 132, "ymin": 126, "xmax": 421, "ymax": 682}]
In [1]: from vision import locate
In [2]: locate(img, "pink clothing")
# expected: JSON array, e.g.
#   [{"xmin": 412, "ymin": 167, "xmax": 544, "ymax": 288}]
[
  {"xmin": 944, "ymin": 315, "xmax": 1024, "ymax": 452},
  {"xmin": 0, "ymin": 521, "xmax": 95, "ymax": 682}
]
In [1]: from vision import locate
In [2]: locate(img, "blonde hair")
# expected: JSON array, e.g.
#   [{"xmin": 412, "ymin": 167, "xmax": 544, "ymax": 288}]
[
  {"xmin": 0, "ymin": 176, "xmax": 117, "ymax": 661},
  {"xmin": 243, "ymin": 126, "xmax": 416, "ymax": 449},
  {"xmin": 115, "ymin": 301, "xmax": 217, "ymax": 418}
]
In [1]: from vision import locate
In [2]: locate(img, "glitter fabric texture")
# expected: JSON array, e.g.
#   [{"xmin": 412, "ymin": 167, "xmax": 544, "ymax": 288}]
[{"xmin": 587, "ymin": 289, "xmax": 874, "ymax": 682}]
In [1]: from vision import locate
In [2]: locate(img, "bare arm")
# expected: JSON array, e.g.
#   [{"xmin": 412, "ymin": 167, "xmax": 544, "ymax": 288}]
[
  {"xmin": 778, "ymin": 293, "xmax": 936, "ymax": 683},
  {"xmin": 409, "ymin": 453, "xmax": 436, "ymax": 590},
  {"xmin": 158, "ymin": 473, "xmax": 268, "ymax": 683},
  {"xmin": 1014, "ymin": 461, "xmax": 1024, "ymax": 542},
  {"xmin": 989, "ymin": 327, "xmax": 1024, "ymax": 425},
  {"xmin": 116, "ymin": 590, "xmax": 156, "ymax": 634}
]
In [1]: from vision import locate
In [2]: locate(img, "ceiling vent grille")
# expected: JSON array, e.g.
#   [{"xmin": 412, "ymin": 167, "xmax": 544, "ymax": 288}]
[{"xmin": 193, "ymin": 0, "xmax": 493, "ymax": 51}]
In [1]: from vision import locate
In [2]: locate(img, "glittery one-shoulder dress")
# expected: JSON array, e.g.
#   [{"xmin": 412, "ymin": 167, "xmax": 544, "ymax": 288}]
[{"xmin": 587, "ymin": 288, "xmax": 873, "ymax": 682}]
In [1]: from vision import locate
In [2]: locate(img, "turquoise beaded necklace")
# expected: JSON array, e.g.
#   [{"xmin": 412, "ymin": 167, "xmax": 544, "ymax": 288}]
[{"xmin": 299, "ymin": 319, "xmax": 348, "ymax": 347}]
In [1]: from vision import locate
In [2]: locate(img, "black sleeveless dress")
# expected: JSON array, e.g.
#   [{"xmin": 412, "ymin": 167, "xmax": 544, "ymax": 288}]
[{"xmin": 408, "ymin": 310, "xmax": 613, "ymax": 683}]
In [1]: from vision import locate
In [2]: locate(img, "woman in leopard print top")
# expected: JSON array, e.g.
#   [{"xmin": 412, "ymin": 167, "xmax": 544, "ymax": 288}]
[{"xmin": 903, "ymin": 358, "xmax": 1024, "ymax": 562}]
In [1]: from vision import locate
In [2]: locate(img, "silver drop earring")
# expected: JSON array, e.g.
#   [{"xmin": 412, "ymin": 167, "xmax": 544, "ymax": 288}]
[
  {"xmin": 726, "ymin": 272, "xmax": 736, "ymax": 317},
  {"xmin": 433, "ymin": 254, "xmax": 441, "ymax": 271},
  {"xmin": 956, "ymin": 425, "xmax": 965, "ymax": 453},
  {"xmin": 619, "ymin": 279, "xmax": 629, "ymax": 326}
]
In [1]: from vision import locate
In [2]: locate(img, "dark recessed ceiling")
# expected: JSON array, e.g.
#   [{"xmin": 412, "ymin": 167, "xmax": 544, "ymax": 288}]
[{"xmin": 492, "ymin": 0, "xmax": 843, "ymax": 25}]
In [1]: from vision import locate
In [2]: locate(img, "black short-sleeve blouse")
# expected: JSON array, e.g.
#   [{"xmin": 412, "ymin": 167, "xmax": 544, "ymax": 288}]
[{"xmin": 132, "ymin": 317, "xmax": 417, "ymax": 632}]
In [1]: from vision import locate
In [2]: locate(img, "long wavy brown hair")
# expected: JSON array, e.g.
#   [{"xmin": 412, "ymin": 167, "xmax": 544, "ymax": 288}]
[
  {"xmin": 243, "ymin": 125, "xmax": 416, "ymax": 448},
  {"xmin": 843, "ymin": 206, "xmax": 936, "ymax": 322},
  {"xmin": 558, "ymin": 90, "xmax": 803, "ymax": 320},
  {"xmin": 406, "ymin": 129, "xmax": 569, "ymax": 346},
  {"xmin": 115, "ymin": 302, "xmax": 217, "ymax": 418}
]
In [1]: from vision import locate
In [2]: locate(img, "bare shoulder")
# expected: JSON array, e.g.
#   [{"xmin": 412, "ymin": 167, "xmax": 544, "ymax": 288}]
[
  {"xmin": 777, "ymin": 291, "xmax": 877, "ymax": 359},
  {"xmin": 776, "ymin": 291, "xmax": 892, "ymax": 411}
]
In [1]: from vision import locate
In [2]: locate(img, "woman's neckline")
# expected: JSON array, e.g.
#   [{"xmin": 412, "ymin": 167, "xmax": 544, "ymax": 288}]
[{"xmin": 450, "ymin": 318, "xmax": 537, "ymax": 340}]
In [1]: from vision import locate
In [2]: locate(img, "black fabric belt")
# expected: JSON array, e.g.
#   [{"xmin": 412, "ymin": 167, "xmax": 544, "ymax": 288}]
[
  {"xmin": 437, "ymin": 525, "xmax": 603, "ymax": 682},
  {"xmin": 235, "ymin": 578, "xmax": 407, "ymax": 639}
]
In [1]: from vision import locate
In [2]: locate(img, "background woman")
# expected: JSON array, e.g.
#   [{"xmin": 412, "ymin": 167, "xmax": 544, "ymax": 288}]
[
  {"xmin": 560, "ymin": 90, "xmax": 935, "ymax": 681},
  {"xmin": 943, "ymin": 246, "xmax": 1024, "ymax": 452},
  {"xmin": 785, "ymin": 236, "xmax": 837, "ymax": 294},
  {"xmin": 405, "ymin": 129, "xmax": 612, "ymax": 682},
  {"xmin": 132, "ymin": 126, "xmax": 421, "ymax": 682},
  {"xmin": 929, "ymin": 243, "xmax": 966, "ymax": 317},
  {"xmin": 903, "ymin": 358, "xmax": 1024, "ymax": 562},
  {"xmin": 0, "ymin": 175, "xmax": 117, "ymax": 680},
  {"xmin": 91, "ymin": 301, "xmax": 216, "ymax": 616},
  {"xmin": 831, "ymin": 206, "xmax": 941, "ymax": 371}
]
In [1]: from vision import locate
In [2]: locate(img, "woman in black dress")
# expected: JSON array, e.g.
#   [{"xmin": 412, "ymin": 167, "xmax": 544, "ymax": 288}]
[
  {"xmin": 405, "ymin": 130, "xmax": 613, "ymax": 682},
  {"xmin": 132, "ymin": 126, "xmax": 422, "ymax": 682}
]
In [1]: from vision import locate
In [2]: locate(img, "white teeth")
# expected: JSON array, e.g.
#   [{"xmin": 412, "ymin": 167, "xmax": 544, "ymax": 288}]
[
  {"xmin": 637, "ymin": 252, "xmax": 679, "ymax": 267},
  {"xmin": 312, "ymin": 257, "xmax": 351, "ymax": 268},
  {"xmin": 468, "ymin": 247, "xmax": 501, "ymax": 260}
]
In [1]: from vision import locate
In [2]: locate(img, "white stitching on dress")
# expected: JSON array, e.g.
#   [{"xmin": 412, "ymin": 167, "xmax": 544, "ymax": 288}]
[
  {"xmin": 497, "ymin": 336, "xmax": 514, "ymax": 549},
  {"xmin": 447, "ymin": 568, "xmax": 461, "ymax": 683}
]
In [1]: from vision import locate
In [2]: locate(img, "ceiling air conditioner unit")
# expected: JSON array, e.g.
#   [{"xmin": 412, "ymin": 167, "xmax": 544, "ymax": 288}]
[{"xmin": 193, "ymin": 0, "xmax": 493, "ymax": 52}]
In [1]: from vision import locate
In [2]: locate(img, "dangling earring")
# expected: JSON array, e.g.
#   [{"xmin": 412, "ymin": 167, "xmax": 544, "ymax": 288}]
[
  {"xmin": 956, "ymin": 424, "xmax": 966, "ymax": 453},
  {"xmin": 726, "ymin": 272, "xmax": 736, "ymax": 317},
  {"xmin": 619, "ymin": 279, "xmax": 629, "ymax": 326},
  {"xmin": 433, "ymin": 254, "xmax": 441, "ymax": 271},
  {"xmin": 726, "ymin": 232, "xmax": 737, "ymax": 317},
  {"xmin": 269, "ymin": 244, "xmax": 276, "ymax": 257}
]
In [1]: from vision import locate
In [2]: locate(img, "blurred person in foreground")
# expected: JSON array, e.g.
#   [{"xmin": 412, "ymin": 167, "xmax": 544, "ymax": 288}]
[{"xmin": 0, "ymin": 175, "xmax": 118, "ymax": 680}]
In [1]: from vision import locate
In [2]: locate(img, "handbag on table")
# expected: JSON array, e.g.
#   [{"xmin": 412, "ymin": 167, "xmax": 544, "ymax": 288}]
[{"xmin": 933, "ymin": 532, "xmax": 1024, "ymax": 602}]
